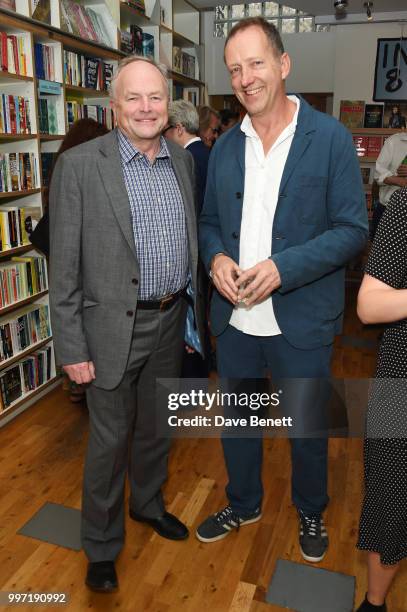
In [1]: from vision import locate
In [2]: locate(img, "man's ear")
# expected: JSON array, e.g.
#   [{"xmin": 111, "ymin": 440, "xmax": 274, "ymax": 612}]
[{"xmin": 280, "ymin": 52, "xmax": 291, "ymax": 81}]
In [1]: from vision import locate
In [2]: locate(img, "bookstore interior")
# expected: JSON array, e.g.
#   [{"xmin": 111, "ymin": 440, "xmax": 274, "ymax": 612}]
[{"xmin": 0, "ymin": 0, "xmax": 406, "ymax": 610}]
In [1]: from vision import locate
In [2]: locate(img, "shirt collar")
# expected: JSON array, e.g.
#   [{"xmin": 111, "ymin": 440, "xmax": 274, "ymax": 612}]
[
  {"xmin": 240, "ymin": 95, "xmax": 300, "ymax": 140},
  {"xmin": 184, "ymin": 136, "xmax": 202, "ymax": 148},
  {"xmin": 117, "ymin": 128, "xmax": 170, "ymax": 163}
]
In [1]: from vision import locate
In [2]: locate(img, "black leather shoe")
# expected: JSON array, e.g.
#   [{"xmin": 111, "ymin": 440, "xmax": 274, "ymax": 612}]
[
  {"xmin": 129, "ymin": 509, "xmax": 189, "ymax": 540},
  {"xmin": 85, "ymin": 561, "xmax": 118, "ymax": 593}
]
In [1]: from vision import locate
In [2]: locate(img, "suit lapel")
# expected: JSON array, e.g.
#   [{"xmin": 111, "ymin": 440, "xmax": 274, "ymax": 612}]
[
  {"xmin": 97, "ymin": 131, "xmax": 138, "ymax": 261},
  {"xmin": 279, "ymin": 98, "xmax": 315, "ymax": 196}
]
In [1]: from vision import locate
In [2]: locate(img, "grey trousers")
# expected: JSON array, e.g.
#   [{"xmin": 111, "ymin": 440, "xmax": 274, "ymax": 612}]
[{"xmin": 81, "ymin": 299, "xmax": 187, "ymax": 562}]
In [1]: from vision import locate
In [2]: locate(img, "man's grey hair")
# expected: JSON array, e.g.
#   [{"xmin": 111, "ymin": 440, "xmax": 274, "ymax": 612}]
[
  {"xmin": 168, "ymin": 100, "xmax": 199, "ymax": 135},
  {"xmin": 109, "ymin": 55, "xmax": 169, "ymax": 99}
]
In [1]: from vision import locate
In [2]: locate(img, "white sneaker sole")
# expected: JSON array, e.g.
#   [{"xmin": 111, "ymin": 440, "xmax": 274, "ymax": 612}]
[
  {"xmin": 300, "ymin": 548, "xmax": 327, "ymax": 563},
  {"xmin": 196, "ymin": 513, "xmax": 262, "ymax": 543}
]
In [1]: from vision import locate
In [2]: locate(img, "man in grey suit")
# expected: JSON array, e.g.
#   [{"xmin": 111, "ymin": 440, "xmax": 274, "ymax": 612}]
[{"xmin": 49, "ymin": 56, "xmax": 202, "ymax": 592}]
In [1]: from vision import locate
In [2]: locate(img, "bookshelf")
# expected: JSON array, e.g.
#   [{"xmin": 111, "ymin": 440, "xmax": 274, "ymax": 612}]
[{"xmin": 0, "ymin": 0, "xmax": 203, "ymax": 424}]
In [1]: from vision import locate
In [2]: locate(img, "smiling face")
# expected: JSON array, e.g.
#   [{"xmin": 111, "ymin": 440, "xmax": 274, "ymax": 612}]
[
  {"xmin": 110, "ymin": 60, "xmax": 168, "ymax": 148},
  {"xmin": 224, "ymin": 25, "xmax": 290, "ymax": 121}
]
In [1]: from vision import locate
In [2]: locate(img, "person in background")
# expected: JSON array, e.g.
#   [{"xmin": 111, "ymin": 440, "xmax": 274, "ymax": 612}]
[
  {"xmin": 49, "ymin": 56, "xmax": 202, "ymax": 593},
  {"xmin": 198, "ymin": 105, "xmax": 220, "ymax": 148},
  {"xmin": 198, "ymin": 17, "xmax": 368, "ymax": 562},
  {"xmin": 166, "ymin": 100, "xmax": 210, "ymax": 213},
  {"xmin": 356, "ymin": 187, "xmax": 407, "ymax": 612},
  {"xmin": 219, "ymin": 108, "xmax": 240, "ymax": 134},
  {"xmin": 165, "ymin": 99, "xmax": 211, "ymax": 377},
  {"xmin": 372, "ymin": 131, "xmax": 407, "ymax": 236},
  {"xmin": 30, "ymin": 118, "xmax": 109, "ymax": 403}
]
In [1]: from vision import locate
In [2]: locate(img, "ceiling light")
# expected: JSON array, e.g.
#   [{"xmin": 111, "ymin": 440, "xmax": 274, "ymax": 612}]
[{"xmin": 334, "ymin": 0, "xmax": 348, "ymax": 11}]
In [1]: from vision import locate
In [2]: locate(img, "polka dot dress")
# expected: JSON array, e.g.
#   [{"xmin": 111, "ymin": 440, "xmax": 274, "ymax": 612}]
[{"xmin": 357, "ymin": 188, "xmax": 407, "ymax": 565}]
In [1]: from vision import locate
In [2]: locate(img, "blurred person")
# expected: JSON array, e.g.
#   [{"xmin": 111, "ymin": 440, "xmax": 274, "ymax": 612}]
[
  {"xmin": 356, "ymin": 187, "xmax": 407, "ymax": 612},
  {"xmin": 387, "ymin": 105, "xmax": 406, "ymax": 129},
  {"xmin": 219, "ymin": 108, "xmax": 240, "ymax": 133},
  {"xmin": 198, "ymin": 105, "xmax": 220, "ymax": 148}
]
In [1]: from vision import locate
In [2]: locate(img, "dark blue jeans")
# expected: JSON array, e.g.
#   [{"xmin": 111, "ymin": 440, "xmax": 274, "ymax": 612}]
[{"xmin": 217, "ymin": 325, "xmax": 333, "ymax": 517}]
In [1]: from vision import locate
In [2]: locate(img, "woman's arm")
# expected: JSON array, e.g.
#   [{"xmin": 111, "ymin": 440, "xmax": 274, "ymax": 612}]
[{"xmin": 357, "ymin": 273, "xmax": 407, "ymax": 324}]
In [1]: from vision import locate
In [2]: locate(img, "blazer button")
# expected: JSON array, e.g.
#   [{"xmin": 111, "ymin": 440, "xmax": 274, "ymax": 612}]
[
  {"xmin": 232, "ymin": 231, "xmax": 239, "ymax": 239},
  {"xmin": 132, "ymin": 278, "xmax": 138, "ymax": 285},
  {"xmin": 127, "ymin": 310, "xmax": 134, "ymax": 317}
]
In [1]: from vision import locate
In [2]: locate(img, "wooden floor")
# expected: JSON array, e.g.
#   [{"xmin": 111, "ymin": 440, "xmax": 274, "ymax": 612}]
[{"xmin": 0, "ymin": 285, "xmax": 406, "ymax": 612}]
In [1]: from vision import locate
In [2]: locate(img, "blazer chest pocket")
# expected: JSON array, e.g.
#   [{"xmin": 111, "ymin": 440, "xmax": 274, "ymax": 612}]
[{"xmin": 290, "ymin": 176, "xmax": 328, "ymax": 225}]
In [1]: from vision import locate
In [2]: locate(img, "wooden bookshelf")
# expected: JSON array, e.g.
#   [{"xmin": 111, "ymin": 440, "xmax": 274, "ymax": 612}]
[
  {"xmin": 0, "ymin": 375, "xmax": 60, "ymax": 422},
  {"xmin": 0, "ymin": 290, "xmax": 49, "ymax": 317},
  {"xmin": 0, "ymin": 244, "xmax": 35, "ymax": 260},
  {"xmin": 0, "ymin": 134, "xmax": 38, "ymax": 141},
  {"xmin": 0, "ymin": 71, "xmax": 33, "ymax": 83},
  {"xmin": 0, "ymin": 336, "xmax": 53, "ymax": 370}
]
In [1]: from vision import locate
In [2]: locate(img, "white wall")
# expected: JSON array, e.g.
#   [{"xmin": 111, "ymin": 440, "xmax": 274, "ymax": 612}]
[{"xmin": 203, "ymin": 12, "xmax": 406, "ymax": 117}]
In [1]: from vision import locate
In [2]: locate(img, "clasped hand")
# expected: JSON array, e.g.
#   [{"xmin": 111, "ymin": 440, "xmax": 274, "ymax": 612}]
[{"xmin": 211, "ymin": 254, "xmax": 281, "ymax": 307}]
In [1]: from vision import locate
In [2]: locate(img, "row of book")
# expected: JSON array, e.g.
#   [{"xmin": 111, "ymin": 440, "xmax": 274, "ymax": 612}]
[
  {"xmin": 173, "ymin": 47, "xmax": 196, "ymax": 79},
  {"xmin": 0, "ymin": 205, "xmax": 41, "ymax": 251},
  {"xmin": 34, "ymin": 42, "xmax": 56, "ymax": 82},
  {"xmin": 353, "ymin": 135, "xmax": 384, "ymax": 159},
  {"xmin": 0, "ymin": 344, "xmax": 53, "ymax": 410},
  {"xmin": 66, "ymin": 101, "xmax": 114, "ymax": 130},
  {"xmin": 123, "ymin": 0, "xmax": 146, "ymax": 14},
  {"xmin": 0, "ymin": 152, "xmax": 38, "ymax": 193},
  {"xmin": 60, "ymin": 0, "xmax": 113, "ymax": 48},
  {"xmin": 340, "ymin": 100, "xmax": 407, "ymax": 130},
  {"xmin": 64, "ymin": 51, "xmax": 114, "ymax": 91},
  {"xmin": 0, "ymin": 255, "xmax": 48, "ymax": 309},
  {"xmin": 0, "ymin": 31, "xmax": 29, "ymax": 76},
  {"xmin": 38, "ymin": 97, "xmax": 58, "ymax": 135},
  {"xmin": 0, "ymin": 95, "xmax": 32, "ymax": 135},
  {"xmin": 120, "ymin": 25, "xmax": 154, "ymax": 60},
  {"xmin": 0, "ymin": 303, "xmax": 51, "ymax": 363}
]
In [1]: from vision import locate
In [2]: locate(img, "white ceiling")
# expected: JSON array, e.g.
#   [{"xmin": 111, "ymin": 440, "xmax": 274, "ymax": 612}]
[{"xmin": 195, "ymin": 0, "xmax": 407, "ymax": 14}]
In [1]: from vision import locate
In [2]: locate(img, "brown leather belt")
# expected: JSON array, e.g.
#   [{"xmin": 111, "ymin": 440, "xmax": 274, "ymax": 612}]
[{"xmin": 137, "ymin": 288, "xmax": 186, "ymax": 311}]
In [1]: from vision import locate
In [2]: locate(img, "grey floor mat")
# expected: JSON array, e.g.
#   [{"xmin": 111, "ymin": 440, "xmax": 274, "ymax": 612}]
[
  {"xmin": 266, "ymin": 559, "xmax": 355, "ymax": 612},
  {"xmin": 18, "ymin": 502, "xmax": 81, "ymax": 551}
]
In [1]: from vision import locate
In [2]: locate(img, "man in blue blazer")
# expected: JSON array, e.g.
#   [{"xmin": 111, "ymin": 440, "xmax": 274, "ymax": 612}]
[{"xmin": 197, "ymin": 17, "xmax": 368, "ymax": 562}]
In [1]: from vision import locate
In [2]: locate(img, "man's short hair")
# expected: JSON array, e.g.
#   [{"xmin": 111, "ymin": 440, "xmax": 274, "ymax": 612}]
[
  {"xmin": 224, "ymin": 17, "xmax": 285, "ymax": 59},
  {"xmin": 168, "ymin": 100, "xmax": 199, "ymax": 135},
  {"xmin": 109, "ymin": 55, "xmax": 169, "ymax": 98}
]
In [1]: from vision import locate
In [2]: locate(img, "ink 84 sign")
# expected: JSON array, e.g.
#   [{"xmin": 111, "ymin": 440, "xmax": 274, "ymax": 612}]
[{"xmin": 374, "ymin": 38, "xmax": 407, "ymax": 102}]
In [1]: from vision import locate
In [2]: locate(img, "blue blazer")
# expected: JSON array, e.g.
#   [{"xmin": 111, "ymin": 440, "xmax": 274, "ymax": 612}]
[
  {"xmin": 186, "ymin": 139, "xmax": 210, "ymax": 215},
  {"xmin": 199, "ymin": 97, "xmax": 368, "ymax": 349}
]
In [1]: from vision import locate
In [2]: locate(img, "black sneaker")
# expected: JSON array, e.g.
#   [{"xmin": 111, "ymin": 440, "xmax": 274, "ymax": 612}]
[
  {"xmin": 196, "ymin": 505, "xmax": 261, "ymax": 543},
  {"xmin": 298, "ymin": 510, "xmax": 328, "ymax": 562},
  {"xmin": 356, "ymin": 594, "xmax": 387, "ymax": 611}
]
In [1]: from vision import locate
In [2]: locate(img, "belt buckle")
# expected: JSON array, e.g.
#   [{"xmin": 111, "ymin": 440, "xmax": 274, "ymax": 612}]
[{"xmin": 160, "ymin": 294, "xmax": 173, "ymax": 311}]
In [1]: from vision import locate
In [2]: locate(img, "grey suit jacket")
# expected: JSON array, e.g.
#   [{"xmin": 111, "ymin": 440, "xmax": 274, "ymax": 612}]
[{"xmin": 49, "ymin": 129, "xmax": 203, "ymax": 389}]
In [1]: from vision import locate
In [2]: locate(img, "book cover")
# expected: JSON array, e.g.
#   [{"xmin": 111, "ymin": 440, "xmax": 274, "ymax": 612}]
[
  {"xmin": 340, "ymin": 100, "xmax": 365, "ymax": 129},
  {"xmin": 130, "ymin": 25, "xmax": 143, "ymax": 56},
  {"xmin": 0, "ymin": 0, "xmax": 16, "ymax": 10},
  {"xmin": 383, "ymin": 103, "xmax": 407, "ymax": 129},
  {"xmin": 364, "ymin": 104, "xmax": 384, "ymax": 129},
  {"xmin": 84, "ymin": 58, "xmax": 99, "ymax": 89},
  {"xmin": 142, "ymin": 33, "xmax": 154, "ymax": 61},
  {"xmin": 120, "ymin": 30, "xmax": 134, "ymax": 54},
  {"xmin": 360, "ymin": 166, "xmax": 371, "ymax": 185},
  {"xmin": 352, "ymin": 135, "xmax": 369, "ymax": 157},
  {"xmin": 367, "ymin": 136, "xmax": 383, "ymax": 158},
  {"xmin": 31, "ymin": 0, "xmax": 51, "ymax": 25}
]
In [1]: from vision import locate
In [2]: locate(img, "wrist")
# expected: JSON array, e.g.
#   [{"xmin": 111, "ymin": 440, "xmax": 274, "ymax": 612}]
[{"xmin": 210, "ymin": 252, "xmax": 225, "ymax": 278}]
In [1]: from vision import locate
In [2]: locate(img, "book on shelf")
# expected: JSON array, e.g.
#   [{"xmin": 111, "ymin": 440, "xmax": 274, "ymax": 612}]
[
  {"xmin": 0, "ymin": 1, "xmax": 16, "ymax": 10},
  {"xmin": 352, "ymin": 135, "xmax": 383, "ymax": 159},
  {"xmin": 339, "ymin": 100, "xmax": 365, "ymax": 129},
  {"xmin": 31, "ymin": 0, "xmax": 51, "ymax": 25},
  {"xmin": 364, "ymin": 104, "xmax": 384, "ymax": 129},
  {"xmin": 0, "ymin": 32, "xmax": 28, "ymax": 76},
  {"xmin": 383, "ymin": 103, "xmax": 407, "ymax": 129},
  {"xmin": 130, "ymin": 25, "xmax": 144, "ymax": 56},
  {"xmin": 0, "ymin": 152, "xmax": 38, "ymax": 193},
  {"xmin": 0, "ymin": 254, "xmax": 47, "ymax": 307},
  {"xmin": 142, "ymin": 33, "xmax": 154, "ymax": 61},
  {"xmin": 360, "ymin": 166, "xmax": 372, "ymax": 185},
  {"xmin": 64, "ymin": 51, "xmax": 112, "ymax": 92},
  {"xmin": 172, "ymin": 47, "xmax": 182, "ymax": 73},
  {"xmin": 0, "ymin": 343, "xmax": 53, "ymax": 409},
  {"xmin": 0, "ymin": 303, "xmax": 51, "ymax": 362},
  {"xmin": 66, "ymin": 101, "xmax": 113, "ymax": 130},
  {"xmin": 183, "ymin": 87, "xmax": 199, "ymax": 106},
  {"xmin": 38, "ymin": 97, "xmax": 58, "ymax": 135},
  {"xmin": 0, "ymin": 205, "xmax": 41, "ymax": 251},
  {"xmin": 40, "ymin": 152, "xmax": 56, "ymax": 188},
  {"xmin": 120, "ymin": 30, "xmax": 134, "ymax": 54},
  {"xmin": 0, "ymin": 95, "xmax": 31, "ymax": 135},
  {"xmin": 34, "ymin": 43, "xmax": 56, "ymax": 82},
  {"xmin": 123, "ymin": 0, "xmax": 146, "ymax": 14},
  {"xmin": 60, "ymin": 0, "xmax": 113, "ymax": 48}
]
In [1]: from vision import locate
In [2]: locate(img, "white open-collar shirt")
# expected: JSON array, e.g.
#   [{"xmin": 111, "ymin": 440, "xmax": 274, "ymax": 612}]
[{"xmin": 230, "ymin": 95, "xmax": 300, "ymax": 336}]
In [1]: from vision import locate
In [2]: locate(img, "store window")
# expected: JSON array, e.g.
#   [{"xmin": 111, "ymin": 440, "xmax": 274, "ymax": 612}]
[{"xmin": 213, "ymin": 2, "xmax": 325, "ymax": 37}]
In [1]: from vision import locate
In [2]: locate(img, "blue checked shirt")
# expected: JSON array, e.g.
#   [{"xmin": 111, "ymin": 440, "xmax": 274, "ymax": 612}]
[{"xmin": 117, "ymin": 129, "xmax": 188, "ymax": 300}]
